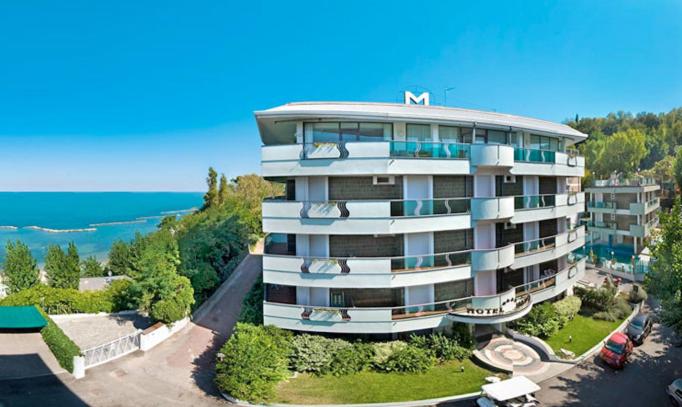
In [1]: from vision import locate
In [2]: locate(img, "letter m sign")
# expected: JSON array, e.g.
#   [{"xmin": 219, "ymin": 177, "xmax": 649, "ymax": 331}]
[{"xmin": 404, "ymin": 91, "xmax": 430, "ymax": 106}]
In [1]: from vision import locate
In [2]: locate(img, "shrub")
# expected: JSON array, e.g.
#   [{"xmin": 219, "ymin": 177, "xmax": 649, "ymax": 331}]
[
  {"xmin": 593, "ymin": 296, "xmax": 632, "ymax": 321},
  {"xmin": 0, "ymin": 281, "xmax": 135, "ymax": 315},
  {"xmin": 629, "ymin": 286, "xmax": 648, "ymax": 303},
  {"xmin": 150, "ymin": 275, "xmax": 195, "ymax": 323},
  {"xmin": 575, "ymin": 285, "xmax": 617, "ymax": 312},
  {"xmin": 37, "ymin": 307, "xmax": 81, "ymax": 373},
  {"xmin": 238, "ymin": 276, "xmax": 263, "ymax": 324},
  {"xmin": 449, "ymin": 322, "xmax": 475, "ymax": 349},
  {"xmin": 327, "ymin": 342, "xmax": 375, "ymax": 376},
  {"xmin": 372, "ymin": 341, "xmax": 407, "ymax": 366},
  {"xmin": 512, "ymin": 302, "xmax": 564, "ymax": 338},
  {"xmin": 409, "ymin": 333, "xmax": 472, "ymax": 361},
  {"xmin": 215, "ymin": 323, "xmax": 292, "ymax": 403},
  {"xmin": 376, "ymin": 344, "xmax": 435, "ymax": 373},
  {"xmin": 553, "ymin": 296, "xmax": 582, "ymax": 320}
]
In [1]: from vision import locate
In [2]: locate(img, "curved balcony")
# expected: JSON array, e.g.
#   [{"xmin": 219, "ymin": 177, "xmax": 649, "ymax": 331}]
[
  {"xmin": 471, "ymin": 196, "xmax": 515, "ymax": 221},
  {"xmin": 263, "ymin": 250, "xmax": 473, "ymax": 288},
  {"xmin": 470, "ymin": 144, "xmax": 515, "ymax": 168},
  {"xmin": 511, "ymin": 225, "xmax": 586, "ymax": 270},
  {"xmin": 261, "ymin": 142, "xmax": 584, "ymax": 178},
  {"xmin": 511, "ymin": 192, "xmax": 584, "ymax": 223},
  {"xmin": 262, "ymin": 197, "xmax": 471, "ymax": 235},
  {"xmin": 471, "ymin": 244, "xmax": 515, "ymax": 271},
  {"xmin": 263, "ymin": 258, "xmax": 587, "ymax": 333}
]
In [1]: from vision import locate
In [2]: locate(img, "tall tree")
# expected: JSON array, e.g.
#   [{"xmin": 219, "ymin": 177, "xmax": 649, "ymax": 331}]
[
  {"xmin": 218, "ymin": 173, "xmax": 229, "ymax": 206},
  {"xmin": 646, "ymin": 199, "xmax": 682, "ymax": 334},
  {"xmin": 2, "ymin": 241, "xmax": 39, "ymax": 294},
  {"xmin": 107, "ymin": 240, "xmax": 131, "ymax": 276},
  {"xmin": 674, "ymin": 148, "xmax": 682, "ymax": 191},
  {"xmin": 45, "ymin": 244, "xmax": 68, "ymax": 287},
  {"xmin": 44, "ymin": 243, "xmax": 80, "ymax": 289},
  {"xmin": 81, "ymin": 256, "xmax": 104, "ymax": 277},
  {"xmin": 203, "ymin": 167, "xmax": 219, "ymax": 209}
]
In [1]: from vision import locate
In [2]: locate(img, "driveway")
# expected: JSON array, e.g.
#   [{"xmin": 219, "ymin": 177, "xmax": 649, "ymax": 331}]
[
  {"xmin": 54, "ymin": 312, "xmax": 152, "ymax": 350},
  {"xmin": 536, "ymin": 303, "xmax": 682, "ymax": 406},
  {"xmin": 0, "ymin": 252, "xmax": 263, "ymax": 407},
  {"xmin": 0, "ymin": 332, "xmax": 66, "ymax": 380}
]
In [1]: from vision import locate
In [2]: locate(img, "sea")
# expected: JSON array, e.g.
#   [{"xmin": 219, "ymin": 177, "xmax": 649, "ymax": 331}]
[{"xmin": 0, "ymin": 192, "xmax": 204, "ymax": 263}]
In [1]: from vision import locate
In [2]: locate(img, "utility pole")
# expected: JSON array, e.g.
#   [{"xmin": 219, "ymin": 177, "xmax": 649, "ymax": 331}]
[{"xmin": 443, "ymin": 87, "xmax": 455, "ymax": 106}]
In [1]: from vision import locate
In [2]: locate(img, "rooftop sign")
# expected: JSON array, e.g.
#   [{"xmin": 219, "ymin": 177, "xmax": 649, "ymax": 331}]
[{"xmin": 404, "ymin": 91, "xmax": 430, "ymax": 106}]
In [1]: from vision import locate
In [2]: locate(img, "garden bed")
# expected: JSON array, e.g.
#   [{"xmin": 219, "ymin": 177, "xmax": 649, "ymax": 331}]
[
  {"xmin": 274, "ymin": 359, "xmax": 492, "ymax": 404},
  {"xmin": 544, "ymin": 314, "xmax": 623, "ymax": 356}
]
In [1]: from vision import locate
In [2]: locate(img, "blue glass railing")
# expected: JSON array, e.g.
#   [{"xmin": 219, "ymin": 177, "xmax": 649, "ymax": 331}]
[
  {"xmin": 389, "ymin": 141, "xmax": 470, "ymax": 159},
  {"xmin": 390, "ymin": 198, "xmax": 471, "ymax": 217},
  {"xmin": 514, "ymin": 194, "xmax": 556, "ymax": 210},
  {"xmin": 514, "ymin": 147, "xmax": 556, "ymax": 163}
]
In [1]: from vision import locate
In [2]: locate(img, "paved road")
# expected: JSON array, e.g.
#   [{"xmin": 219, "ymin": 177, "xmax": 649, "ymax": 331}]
[
  {"xmin": 536, "ymin": 311, "xmax": 682, "ymax": 406},
  {"xmin": 0, "ymin": 252, "xmax": 262, "ymax": 407}
]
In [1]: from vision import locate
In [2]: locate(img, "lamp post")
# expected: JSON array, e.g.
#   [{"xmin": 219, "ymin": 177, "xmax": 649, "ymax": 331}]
[{"xmin": 444, "ymin": 87, "xmax": 455, "ymax": 106}]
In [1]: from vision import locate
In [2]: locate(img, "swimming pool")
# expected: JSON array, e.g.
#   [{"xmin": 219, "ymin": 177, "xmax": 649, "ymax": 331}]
[{"xmin": 578, "ymin": 243, "xmax": 649, "ymax": 274}]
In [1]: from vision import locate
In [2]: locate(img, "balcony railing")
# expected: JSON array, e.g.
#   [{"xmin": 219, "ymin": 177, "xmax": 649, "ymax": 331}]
[
  {"xmin": 265, "ymin": 260, "xmax": 586, "ymax": 324},
  {"xmin": 514, "ymin": 235, "xmax": 557, "ymax": 255},
  {"xmin": 586, "ymin": 220, "xmax": 617, "ymax": 230},
  {"xmin": 514, "ymin": 194, "xmax": 556, "ymax": 210},
  {"xmin": 389, "ymin": 141, "xmax": 470, "ymax": 159},
  {"xmin": 592, "ymin": 177, "xmax": 657, "ymax": 187},
  {"xmin": 514, "ymin": 147, "xmax": 556, "ymax": 163},
  {"xmin": 390, "ymin": 197, "xmax": 470, "ymax": 217},
  {"xmin": 587, "ymin": 201, "xmax": 616, "ymax": 209}
]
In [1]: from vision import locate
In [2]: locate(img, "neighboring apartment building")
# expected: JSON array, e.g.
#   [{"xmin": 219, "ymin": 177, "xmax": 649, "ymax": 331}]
[
  {"xmin": 257, "ymin": 93, "xmax": 588, "ymax": 336},
  {"xmin": 586, "ymin": 177, "xmax": 661, "ymax": 255}
]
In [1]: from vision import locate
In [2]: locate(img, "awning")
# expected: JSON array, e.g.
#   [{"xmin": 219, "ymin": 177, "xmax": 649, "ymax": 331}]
[
  {"xmin": 481, "ymin": 376, "xmax": 541, "ymax": 401},
  {"xmin": 0, "ymin": 306, "xmax": 47, "ymax": 329}
]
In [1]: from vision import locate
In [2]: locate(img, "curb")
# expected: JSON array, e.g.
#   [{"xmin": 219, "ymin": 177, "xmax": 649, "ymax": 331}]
[{"xmin": 221, "ymin": 391, "xmax": 482, "ymax": 407}]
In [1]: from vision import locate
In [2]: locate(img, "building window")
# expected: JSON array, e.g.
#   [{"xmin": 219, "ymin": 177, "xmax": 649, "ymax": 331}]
[
  {"xmin": 304, "ymin": 122, "xmax": 392, "ymax": 144},
  {"xmin": 329, "ymin": 288, "xmax": 404, "ymax": 308},
  {"xmin": 406, "ymin": 124, "xmax": 431, "ymax": 142},
  {"xmin": 530, "ymin": 134, "xmax": 561, "ymax": 152},
  {"xmin": 434, "ymin": 279, "xmax": 474, "ymax": 301},
  {"xmin": 439, "ymin": 125, "xmax": 474, "ymax": 144}
]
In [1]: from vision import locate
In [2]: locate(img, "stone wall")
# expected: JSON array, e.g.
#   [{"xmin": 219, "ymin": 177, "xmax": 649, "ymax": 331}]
[
  {"xmin": 434, "ymin": 229, "xmax": 473, "ymax": 253},
  {"xmin": 328, "ymin": 176, "xmax": 403, "ymax": 200},
  {"xmin": 330, "ymin": 234, "xmax": 404, "ymax": 257},
  {"xmin": 433, "ymin": 176, "xmax": 473, "ymax": 198}
]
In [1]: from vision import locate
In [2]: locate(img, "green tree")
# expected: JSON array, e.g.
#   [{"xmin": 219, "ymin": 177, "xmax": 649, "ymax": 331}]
[
  {"xmin": 106, "ymin": 240, "xmax": 131, "ymax": 276},
  {"xmin": 45, "ymin": 245, "xmax": 68, "ymax": 288},
  {"xmin": 2, "ymin": 241, "xmax": 39, "ymax": 294},
  {"xmin": 203, "ymin": 167, "xmax": 219, "ymax": 209},
  {"xmin": 64, "ymin": 242, "xmax": 81, "ymax": 288},
  {"xmin": 81, "ymin": 256, "xmax": 104, "ymax": 277},
  {"xmin": 218, "ymin": 173, "xmax": 229, "ymax": 206},
  {"xmin": 599, "ymin": 129, "xmax": 647, "ymax": 177},
  {"xmin": 674, "ymin": 148, "xmax": 682, "ymax": 191},
  {"xmin": 642, "ymin": 154, "xmax": 675, "ymax": 184},
  {"xmin": 645, "ymin": 198, "xmax": 682, "ymax": 334}
]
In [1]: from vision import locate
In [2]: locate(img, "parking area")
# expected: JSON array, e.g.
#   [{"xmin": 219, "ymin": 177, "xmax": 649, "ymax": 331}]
[
  {"xmin": 0, "ymin": 332, "xmax": 65, "ymax": 380},
  {"xmin": 53, "ymin": 312, "xmax": 152, "ymax": 350},
  {"xmin": 535, "ymin": 302, "xmax": 682, "ymax": 406}
]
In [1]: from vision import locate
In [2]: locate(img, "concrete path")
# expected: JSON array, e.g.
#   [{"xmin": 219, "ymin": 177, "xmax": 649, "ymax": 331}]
[
  {"xmin": 0, "ymin": 251, "xmax": 263, "ymax": 407},
  {"xmin": 0, "ymin": 332, "xmax": 66, "ymax": 380}
]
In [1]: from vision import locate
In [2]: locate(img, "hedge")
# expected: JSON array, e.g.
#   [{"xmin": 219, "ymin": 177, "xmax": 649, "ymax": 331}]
[
  {"xmin": 215, "ymin": 323, "xmax": 292, "ymax": 403},
  {"xmin": 36, "ymin": 307, "xmax": 81, "ymax": 373},
  {"xmin": 0, "ymin": 280, "xmax": 135, "ymax": 315}
]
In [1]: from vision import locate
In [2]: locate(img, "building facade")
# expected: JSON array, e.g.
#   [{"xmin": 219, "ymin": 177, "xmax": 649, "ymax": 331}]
[
  {"xmin": 586, "ymin": 177, "xmax": 660, "ymax": 255},
  {"xmin": 257, "ymin": 95, "xmax": 588, "ymax": 336}
]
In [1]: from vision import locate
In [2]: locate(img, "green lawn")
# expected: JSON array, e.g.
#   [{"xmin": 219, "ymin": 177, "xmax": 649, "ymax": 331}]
[
  {"xmin": 545, "ymin": 314, "xmax": 623, "ymax": 356},
  {"xmin": 274, "ymin": 359, "xmax": 494, "ymax": 404}
]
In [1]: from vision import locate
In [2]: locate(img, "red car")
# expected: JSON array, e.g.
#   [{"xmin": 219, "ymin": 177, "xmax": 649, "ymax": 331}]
[{"xmin": 599, "ymin": 332, "xmax": 633, "ymax": 369}]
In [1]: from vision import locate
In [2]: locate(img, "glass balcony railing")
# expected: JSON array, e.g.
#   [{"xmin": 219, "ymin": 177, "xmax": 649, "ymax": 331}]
[
  {"xmin": 514, "ymin": 147, "xmax": 556, "ymax": 163},
  {"xmin": 587, "ymin": 201, "xmax": 616, "ymax": 209},
  {"xmin": 390, "ymin": 197, "xmax": 471, "ymax": 217},
  {"xmin": 592, "ymin": 177, "xmax": 657, "ymax": 187},
  {"xmin": 514, "ymin": 194, "xmax": 556, "ymax": 210},
  {"xmin": 514, "ymin": 235, "xmax": 557, "ymax": 255},
  {"xmin": 391, "ymin": 250, "xmax": 471, "ymax": 271},
  {"xmin": 389, "ymin": 141, "xmax": 470, "ymax": 159}
]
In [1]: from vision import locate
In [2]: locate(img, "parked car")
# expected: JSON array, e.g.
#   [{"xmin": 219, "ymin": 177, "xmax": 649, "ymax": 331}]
[
  {"xmin": 599, "ymin": 332, "xmax": 633, "ymax": 369},
  {"xmin": 627, "ymin": 313, "xmax": 653, "ymax": 345},
  {"xmin": 476, "ymin": 376, "xmax": 540, "ymax": 407},
  {"xmin": 667, "ymin": 378, "xmax": 682, "ymax": 406}
]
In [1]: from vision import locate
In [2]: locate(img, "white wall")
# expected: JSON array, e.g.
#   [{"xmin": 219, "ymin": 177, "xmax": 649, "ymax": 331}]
[
  {"xmin": 475, "ymin": 270, "xmax": 496, "ymax": 295},
  {"xmin": 474, "ymin": 174, "xmax": 495, "ymax": 197}
]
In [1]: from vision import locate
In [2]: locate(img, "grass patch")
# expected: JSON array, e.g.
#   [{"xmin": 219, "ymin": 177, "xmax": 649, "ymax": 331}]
[
  {"xmin": 545, "ymin": 314, "xmax": 623, "ymax": 356},
  {"xmin": 274, "ymin": 359, "xmax": 492, "ymax": 404}
]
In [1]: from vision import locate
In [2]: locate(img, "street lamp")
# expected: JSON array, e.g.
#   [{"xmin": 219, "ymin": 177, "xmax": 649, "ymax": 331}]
[{"xmin": 444, "ymin": 87, "xmax": 455, "ymax": 106}]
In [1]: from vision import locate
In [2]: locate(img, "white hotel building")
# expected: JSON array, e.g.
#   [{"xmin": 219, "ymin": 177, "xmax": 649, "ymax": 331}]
[{"xmin": 257, "ymin": 94, "xmax": 588, "ymax": 337}]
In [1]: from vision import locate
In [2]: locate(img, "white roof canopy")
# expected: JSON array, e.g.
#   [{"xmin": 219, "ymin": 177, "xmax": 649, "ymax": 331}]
[
  {"xmin": 481, "ymin": 376, "xmax": 541, "ymax": 401},
  {"xmin": 255, "ymin": 102, "xmax": 588, "ymax": 145}
]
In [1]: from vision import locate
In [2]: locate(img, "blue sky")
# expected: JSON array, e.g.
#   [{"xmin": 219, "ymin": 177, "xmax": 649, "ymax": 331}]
[{"xmin": 1, "ymin": 1, "xmax": 681, "ymax": 191}]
